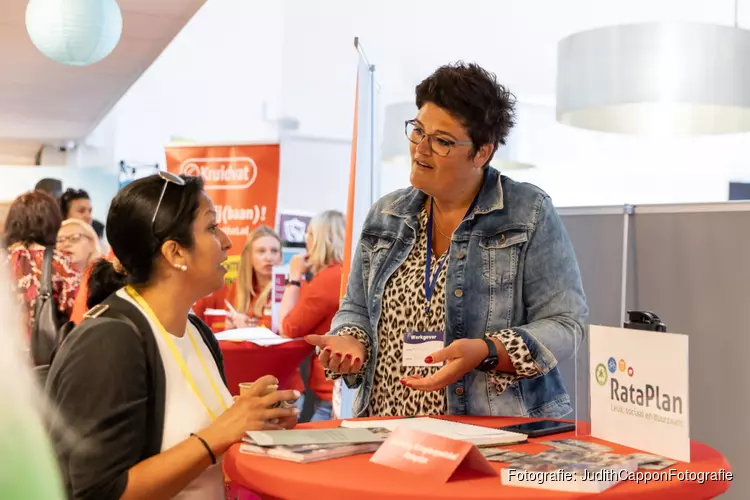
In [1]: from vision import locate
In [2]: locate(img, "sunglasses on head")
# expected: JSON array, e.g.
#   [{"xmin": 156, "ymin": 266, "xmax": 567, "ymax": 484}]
[{"xmin": 152, "ymin": 171, "xmax": 186, "ymax": 232}]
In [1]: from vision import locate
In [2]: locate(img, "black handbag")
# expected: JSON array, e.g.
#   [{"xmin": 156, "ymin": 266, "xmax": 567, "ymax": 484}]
[{"xmin": 30, "ymin": 246, "xmax": 63, "ymax": 371}]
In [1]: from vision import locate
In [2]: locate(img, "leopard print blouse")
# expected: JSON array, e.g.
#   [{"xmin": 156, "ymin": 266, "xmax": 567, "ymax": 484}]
[{"xmin": 333, "ymin": 207, "xmax": 539, "ymax": 417}]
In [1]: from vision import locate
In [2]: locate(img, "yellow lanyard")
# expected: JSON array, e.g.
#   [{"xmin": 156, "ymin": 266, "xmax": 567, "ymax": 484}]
[{"xmin": 125, "ymin": 286, "xmax": 228, "ymax": 420}]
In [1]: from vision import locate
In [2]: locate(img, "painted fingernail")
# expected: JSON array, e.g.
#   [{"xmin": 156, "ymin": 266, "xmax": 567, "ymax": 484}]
[
  {"xmin": 335, "ymin": 352, "xmax": 342, "ymax": 358},
  {"xmin": 323, "ymin": 348, "xmax": 332, "ymax": 354},
  {"xmin": 424, "ymin": 356, "xmax": 433, "ymax": 364},
  {"xmin": 345, "ymin": 353, "xmax": 352, "ymax": 360},
  {"xmin": 354, "ymin": 357, "xmax": 361, "ymax": 363},
  {"xmin": 400, "ymin": 379, "xmax": 407, "ymax": 385}
]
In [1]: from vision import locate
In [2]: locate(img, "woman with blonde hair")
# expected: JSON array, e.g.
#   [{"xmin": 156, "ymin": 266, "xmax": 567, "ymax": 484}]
[
  {"xmin": 278, "ymin": 210, "xmax": 346, "ymax": 421},
  {"xmin": 56, "ymin": 218, "xmax": 101, "ymax": 272},
  {"xmin": 192, "ymin": 226, "xmax": 282, "ymax": 330}
]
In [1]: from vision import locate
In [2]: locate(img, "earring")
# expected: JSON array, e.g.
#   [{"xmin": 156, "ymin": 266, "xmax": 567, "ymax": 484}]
[{"xmin": 175, "ymin": 264, "xmax": 187, "ymax": 272}]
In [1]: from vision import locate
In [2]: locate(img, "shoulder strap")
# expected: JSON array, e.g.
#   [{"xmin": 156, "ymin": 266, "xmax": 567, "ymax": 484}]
[
  {"xmin": 40, "ymin": 246, "xmax": 54, "ymax": 296},
  {"xmin": 188, "ymin": 315, "xmax": 227, "ymax": 387},
  {"xmin": 94, "ymin": 293, "xmax": 165, "ymax": 459}
]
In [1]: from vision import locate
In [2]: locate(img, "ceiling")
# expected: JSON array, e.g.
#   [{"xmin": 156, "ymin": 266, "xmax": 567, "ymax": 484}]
[{"xmin": 0, "ymin": 0, "xmax": 207, "ymax": 148}]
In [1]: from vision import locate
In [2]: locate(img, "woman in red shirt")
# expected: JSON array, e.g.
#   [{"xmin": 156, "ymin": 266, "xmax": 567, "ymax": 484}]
[
  {"xmin": 278, "ymin": 210, "xmax": 345, "ymax": 421},
  {"xmin": 193, "ymin": 226, "xmax": 282, "ymax": 330}
]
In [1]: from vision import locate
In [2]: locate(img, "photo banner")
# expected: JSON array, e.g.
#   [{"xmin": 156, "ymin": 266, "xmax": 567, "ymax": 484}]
[
  {"xmin": 334, "ymin": 39, "xmax": 381, "ymax": 419},
  {"xmin": 165, "ymin": 143, "xmax": 280, "ymax": 284}
]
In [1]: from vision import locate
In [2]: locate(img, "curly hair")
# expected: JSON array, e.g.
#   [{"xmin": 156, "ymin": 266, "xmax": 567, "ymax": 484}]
[
  {"xmin": 415, "ymin": 62, "xmax": 516, "ymax": 165},
  {"xmin": 59, "ymin": 188, "xmax": 90, "ymax": 219},
  {"xmin": 4, "ymin": 190, "xmax": 63, "ymax": 247}
]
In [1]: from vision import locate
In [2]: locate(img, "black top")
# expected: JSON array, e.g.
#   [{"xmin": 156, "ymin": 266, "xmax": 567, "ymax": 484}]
[{"xmin": 45, "ymin": 293, "xmax": 225, "ymax": 500}]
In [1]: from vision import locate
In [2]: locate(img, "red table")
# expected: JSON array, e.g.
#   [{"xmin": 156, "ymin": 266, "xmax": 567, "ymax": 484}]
[
  {"xmin": 219, "ymin": 340, "xmax": 313, "ymax": 396},
  {"xmin": 224, "ymin": 416, "xmax": 731, "ymax": 500}
]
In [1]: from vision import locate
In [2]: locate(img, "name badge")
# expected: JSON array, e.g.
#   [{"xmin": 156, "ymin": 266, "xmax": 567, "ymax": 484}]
[{"xmin": 403, "ymin": 331, "xmax": 445, "ymax": 367}]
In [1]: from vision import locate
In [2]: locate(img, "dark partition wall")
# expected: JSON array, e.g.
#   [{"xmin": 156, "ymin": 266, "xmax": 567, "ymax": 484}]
[
  {"xmin": 557, "ymin": 202, "xmax": 750, "ymax": 500},
  {"xmin": 557, "ymin": 207, "xmax": 626, "ymax": 428}
]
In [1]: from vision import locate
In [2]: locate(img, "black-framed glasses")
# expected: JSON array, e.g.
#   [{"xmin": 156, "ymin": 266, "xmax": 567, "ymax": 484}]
[
  {"xmin": 152, "ymin": 171, "xmax": 186, "ymax": 231},
  {"xmin": 405, "ymin": 120, "xmax": 473, "ymax": 157}
]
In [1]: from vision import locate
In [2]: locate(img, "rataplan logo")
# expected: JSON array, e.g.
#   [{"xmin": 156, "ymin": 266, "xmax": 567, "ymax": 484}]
[{"xmin": 611, "ymin": 378, "xmax": 683, "ymax": 414}]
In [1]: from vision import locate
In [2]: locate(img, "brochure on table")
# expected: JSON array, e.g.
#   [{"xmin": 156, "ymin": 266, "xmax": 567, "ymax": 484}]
[{"xmin": 582, "ymin": 325, "xmax": 690, "ymax": 462}]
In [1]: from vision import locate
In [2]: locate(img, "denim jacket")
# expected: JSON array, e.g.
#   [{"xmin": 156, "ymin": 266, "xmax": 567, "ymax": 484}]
[{"xmin": 330, "ymin": 168, "xmax": 588, "ymax": 418}]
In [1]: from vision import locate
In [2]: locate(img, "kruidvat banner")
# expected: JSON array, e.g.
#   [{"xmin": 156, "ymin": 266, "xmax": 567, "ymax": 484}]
[{"xmin": 165, "ymin": 143, "xmax": 280, "ymax": 284}]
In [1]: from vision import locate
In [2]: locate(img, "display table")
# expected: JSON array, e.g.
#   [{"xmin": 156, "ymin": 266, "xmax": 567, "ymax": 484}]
[
  {"xmin": 224, "ymin": 416, "xmax": 731, "ymax": 500},
  {"xmin": 219, "ymin": 340, "xmax": 312, "ymax": 396}
]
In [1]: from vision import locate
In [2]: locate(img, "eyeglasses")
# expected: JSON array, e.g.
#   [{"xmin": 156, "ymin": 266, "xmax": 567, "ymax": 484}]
[
  {"xmin": 56, "ymin": 233, "xmax": 89, "ymax": 245},
  {"xmin": 405, "ymin": 120, "xmax": 473, "ymax": 157},
  {"xmin": 152, "ymin": 171, "xmax": 186, "ymax": 232}
]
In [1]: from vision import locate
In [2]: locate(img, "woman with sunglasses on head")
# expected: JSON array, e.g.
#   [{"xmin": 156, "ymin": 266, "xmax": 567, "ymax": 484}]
[
  {"xmin": 46, "ymin": 172, "xmax": 300, "ymax": 500},
  {"xmin": 307, "ymin": 62, "xmax": 588, "ymax": 419}
]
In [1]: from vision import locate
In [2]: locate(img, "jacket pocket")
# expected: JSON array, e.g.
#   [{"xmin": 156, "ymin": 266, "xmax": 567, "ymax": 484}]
[
  {"xmin": 360, "ymin": 233, "xmax": 394, "ymax": 293},
  {"xmin": 479, "ymin": 228, "xmax": 529, "ymax": 284}
]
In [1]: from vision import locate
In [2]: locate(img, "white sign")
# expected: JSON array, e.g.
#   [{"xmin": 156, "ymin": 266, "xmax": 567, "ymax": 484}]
[
  {"xmin": 270, "ymin": 264, "xmax": 289, "ymax": 333},
  {"xmin": 589, "ymin": 325, "xmax": 690, "ymax": 462}
]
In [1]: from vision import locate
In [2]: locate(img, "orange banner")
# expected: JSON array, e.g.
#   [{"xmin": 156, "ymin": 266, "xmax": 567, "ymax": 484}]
[{"xmin": 165, "ymin": 143, "xmax": 280, "ymax": 282}]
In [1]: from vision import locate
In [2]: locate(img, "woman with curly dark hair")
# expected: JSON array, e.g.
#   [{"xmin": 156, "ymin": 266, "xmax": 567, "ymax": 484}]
[
  {"xmin": 59, "ymin": 188, "xmax": 92, "ymax": 224},
  {"xmin": 307, "ymin": 62, "xmax": 588, "ymax": 419},
  {"xmin": 4, "ymin": 191, "xmax": 80, "ymax": 338}
]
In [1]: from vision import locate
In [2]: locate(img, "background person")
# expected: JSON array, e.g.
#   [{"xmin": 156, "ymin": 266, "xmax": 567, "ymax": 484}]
[
  {"xmin": 193, "ymin": 226, "xmax": 282, "ymax": 331},
  {"xmin": 4, "ymin": 191, "xmax": 80, "ymax": 339},
  {"xmin": 56, "ymin": 218, "xmax": 101, "ymax": 273},
  {"xmin": 59, "ymin": 188, "xmax": 93, "ymax": 225},
  {"xmin": 278, "ymin": 210, "xmax": 345, "ymax": 421}
]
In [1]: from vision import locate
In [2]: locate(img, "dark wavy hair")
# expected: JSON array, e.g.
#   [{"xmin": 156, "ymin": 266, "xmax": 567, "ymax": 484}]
[
  {"xmin": 4, "ymin": 191, "xmax": 63, "ymax": 247},
  {"xmin": 87, "ymin": 174, "xmax": 204, "ymax": 308},
  {"xmin": 415, "ymin": 61, "xmax": 516, "ymax": 165},
  {"xmin": 59, "ymin": 188, "xmax": 90, "ymax": 219}
]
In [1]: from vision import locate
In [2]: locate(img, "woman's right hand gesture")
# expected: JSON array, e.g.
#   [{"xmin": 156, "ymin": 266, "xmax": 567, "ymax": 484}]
[
  {"xmin": 199, "ymin": 375, "xmax": 300, "ymax": 454},
  {"xmin": 305, "ymin": 334, "xmax": 365, "ymax": 374}
]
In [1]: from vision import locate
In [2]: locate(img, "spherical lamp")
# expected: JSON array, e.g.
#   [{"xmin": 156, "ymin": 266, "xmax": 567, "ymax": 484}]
[{"xmin": 26, "ymin": 0, "xmax": 123, "ymax": 67}]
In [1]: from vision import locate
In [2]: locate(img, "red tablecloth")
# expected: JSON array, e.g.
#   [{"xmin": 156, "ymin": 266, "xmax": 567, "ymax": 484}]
[
  {"xmin": 219, "ymin": 340, "xmax": 313, "ymax": 396},
  {"xmin": 224, "ymin": 416, "xmax": 731, "ymax": 500}
]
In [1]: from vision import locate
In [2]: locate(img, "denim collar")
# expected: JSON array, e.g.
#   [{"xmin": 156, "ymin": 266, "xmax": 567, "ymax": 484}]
[{"xmin": 382, "ymin": 167, "xmax": 504, "ymax": 218}]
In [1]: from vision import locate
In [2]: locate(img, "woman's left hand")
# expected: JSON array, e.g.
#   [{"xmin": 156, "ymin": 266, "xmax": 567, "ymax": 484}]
[{"xmin": 401, "ymin": 339, "xmax": 489, "ymax": 392}]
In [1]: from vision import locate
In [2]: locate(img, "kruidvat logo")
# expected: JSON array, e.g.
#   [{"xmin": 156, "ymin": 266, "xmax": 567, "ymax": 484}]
[
  {"xmin": 179, "ymin": 157, "xmax": 258, "ymax": 190},
  {"xmin": 595, "ymin": 357, "xmax": 682, "ymax": 414}
]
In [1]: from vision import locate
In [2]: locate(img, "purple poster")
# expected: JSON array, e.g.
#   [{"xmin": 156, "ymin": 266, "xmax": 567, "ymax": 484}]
[{"xmin": 277, "ymin": 211, "xmax": 313, "ymax": 244}]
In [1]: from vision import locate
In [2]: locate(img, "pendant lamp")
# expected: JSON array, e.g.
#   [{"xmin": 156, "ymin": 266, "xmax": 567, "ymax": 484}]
[
  {"xmin": 556, "ymin": 21, "xmax": 750, "ymax": 135},
  {"xmin": 26, "ymin": 0, "xmax": 123, "ymax": 67}
]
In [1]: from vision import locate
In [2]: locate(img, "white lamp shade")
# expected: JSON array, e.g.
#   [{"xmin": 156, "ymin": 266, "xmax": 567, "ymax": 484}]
[
  {"xmin": 557, "ymin": 22, "xmax": 750, "ymax": 135},
  {"xmin": 26, "ymin": 0, "xmax": 123, "ymax": 67}
]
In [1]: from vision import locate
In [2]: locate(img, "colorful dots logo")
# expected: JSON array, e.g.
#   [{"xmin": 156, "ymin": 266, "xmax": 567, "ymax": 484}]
[
  {"xmin": 628, "ymin": 366, "xmax": 634, "ymax": 377},
  {"xmin": 618, "ymin": 359, "xmax": 626, "ymax": 372}
]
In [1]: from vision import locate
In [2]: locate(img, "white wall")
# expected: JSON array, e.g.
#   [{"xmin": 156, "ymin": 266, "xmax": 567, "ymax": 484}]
[
  {"xmin": 0, "ymin": 166, "xmax": 118, "ymax": 222},
  {"xmin": 111, "ymin": 0, "xmax": 285, "ymax": 168},
  {"xmin": 280, "ymin": 0, "xmax": 750, "ymax": 206},
  {"xmin": 104, "ymin": 0, "xmax": 750, "ymax": 213}
]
